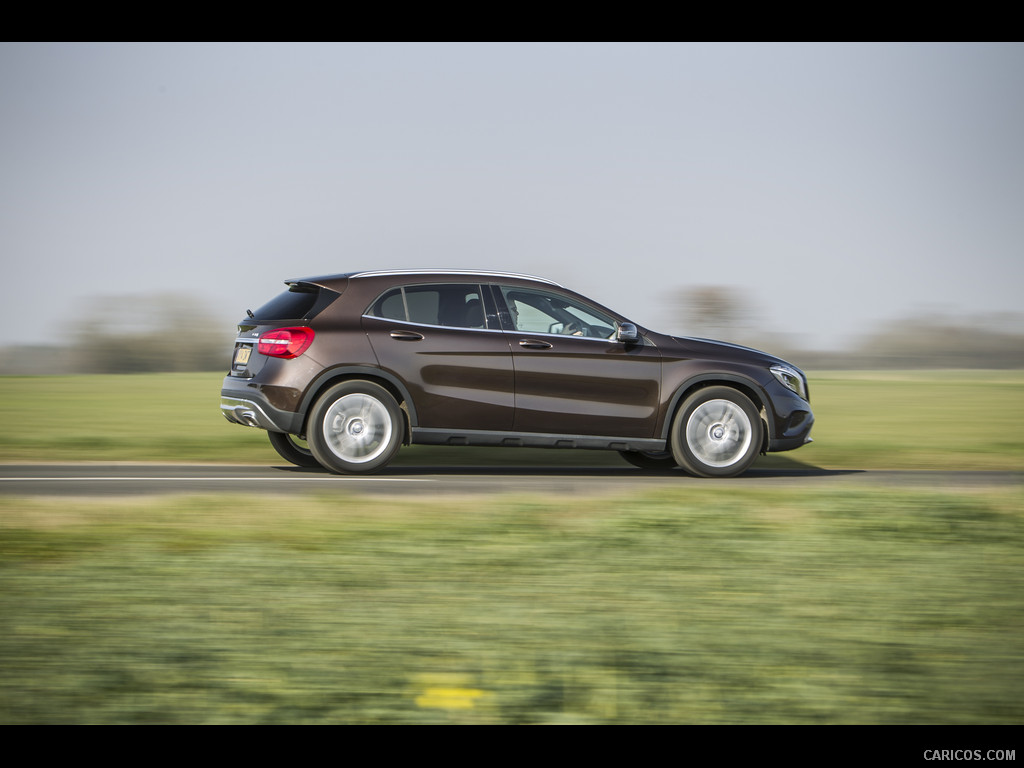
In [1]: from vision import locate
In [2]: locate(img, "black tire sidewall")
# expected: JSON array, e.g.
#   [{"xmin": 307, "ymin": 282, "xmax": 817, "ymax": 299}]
[
  {"xmin": 268, "ymin": 431, "xmax": 321, "ymax": 469},
  {"xmin": 618, "ymin": 450, "xmax": 678, "ymax": 471}
]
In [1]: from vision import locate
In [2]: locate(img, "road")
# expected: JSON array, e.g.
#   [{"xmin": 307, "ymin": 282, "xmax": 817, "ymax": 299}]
[{"xmin": 0, "ymin": 464, "xmax": 1020, "ymax": 497}]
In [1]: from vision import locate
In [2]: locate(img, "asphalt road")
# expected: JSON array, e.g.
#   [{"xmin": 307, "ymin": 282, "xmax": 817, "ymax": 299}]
[{"xmin": 0, "ymin": 464, "xmax": 1020, "ymax": 497}]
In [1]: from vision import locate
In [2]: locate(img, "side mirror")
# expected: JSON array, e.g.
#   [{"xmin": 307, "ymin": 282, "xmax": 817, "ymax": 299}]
[{"xmin": 616, "ymin": 322, "xmax": 639, "ymax": 343}]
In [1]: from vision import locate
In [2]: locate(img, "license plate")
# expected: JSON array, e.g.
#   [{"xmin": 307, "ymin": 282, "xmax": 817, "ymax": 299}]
[{"xmin": 233, "ymin": 346, "xmax": 252, "ymax": 367}]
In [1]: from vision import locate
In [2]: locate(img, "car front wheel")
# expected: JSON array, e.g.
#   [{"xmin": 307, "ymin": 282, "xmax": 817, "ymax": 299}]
[
  {"xmin": 307, "ymin": 381, "xmax": 403, "ymax": 474},
  {"xmin": 671, "ymin": 387, "xmax": 762, "ymax": 478}
]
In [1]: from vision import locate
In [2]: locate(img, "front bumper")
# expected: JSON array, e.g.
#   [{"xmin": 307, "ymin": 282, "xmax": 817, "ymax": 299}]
[
  {"xmin": 768, "ymin": 422, "xmax": 814, "ymax": 452},
  {"xmin": 763, "ymin": 379, "xmax": 814, "ymax": 453}
]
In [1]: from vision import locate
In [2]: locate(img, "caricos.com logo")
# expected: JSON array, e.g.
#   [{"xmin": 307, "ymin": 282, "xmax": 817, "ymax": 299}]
[{"xmin": 924, "ymin": 750, "xmax": 1015, "ymax": 761}]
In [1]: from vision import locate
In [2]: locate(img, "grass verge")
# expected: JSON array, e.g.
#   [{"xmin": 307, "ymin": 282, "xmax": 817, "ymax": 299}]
[{"xmin": 1, "ymin": 486, "xmax": 1021, "ymax": 723}]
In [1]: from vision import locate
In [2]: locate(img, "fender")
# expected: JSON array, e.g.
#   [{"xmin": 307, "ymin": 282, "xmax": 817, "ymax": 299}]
[
  {"xmin": 660, "ymin": 372, "xmax": 777, "ymax": 444},
  {"xmin": 299, "ymin": 365, "xmax": 420, "ymax": 427}
]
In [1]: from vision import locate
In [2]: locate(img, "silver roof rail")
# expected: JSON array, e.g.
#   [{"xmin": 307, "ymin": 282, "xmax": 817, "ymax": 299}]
[{"xmin": 348, "ymin": 269, "xmax": 562, "ymax": 287}]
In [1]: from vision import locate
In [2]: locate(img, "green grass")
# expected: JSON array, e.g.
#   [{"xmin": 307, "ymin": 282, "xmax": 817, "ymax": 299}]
[
  {"xmin": 1, "ymin": 487, "xmax": 1021, "ymax": 723},
  {"xmin": 804, "ymin": 370, "xmax": 1024, "ymax": 470},
  {"xmin": 0, "ymin": 373, "xmax": 267, "ymax": 463},
  {"xmin": 0, "ymin": 371, "xmax": 1022, "ymax": 469}
]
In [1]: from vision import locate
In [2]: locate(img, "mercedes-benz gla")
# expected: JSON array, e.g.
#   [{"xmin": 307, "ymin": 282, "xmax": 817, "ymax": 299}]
[{"xmin": 221, "ymin": 270, "xmax": 813, "ymax": 477}]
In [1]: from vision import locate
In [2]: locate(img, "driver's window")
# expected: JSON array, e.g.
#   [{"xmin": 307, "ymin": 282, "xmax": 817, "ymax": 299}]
[
  {"xmin": 499, "ymin": 287, "xmax": 617, "ymax": 339},
  {"xmin": 505, "ymin": 292, "xmax": 554, "ymax": 332}
]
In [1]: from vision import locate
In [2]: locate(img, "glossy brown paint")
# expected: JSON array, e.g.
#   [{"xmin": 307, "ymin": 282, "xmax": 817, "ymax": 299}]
[
  {"xmin": 362, "ymin": 315, "xmax": 515, "ymax": 431},
  {"xmin": 509, "ymin": 334, "xmax": 661, "ymax": 437}
]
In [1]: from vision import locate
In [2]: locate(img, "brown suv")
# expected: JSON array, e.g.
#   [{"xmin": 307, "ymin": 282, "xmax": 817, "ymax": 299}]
[{"xmin": 220, "ymin": 270, "xmax": 813, "ymax": 477}]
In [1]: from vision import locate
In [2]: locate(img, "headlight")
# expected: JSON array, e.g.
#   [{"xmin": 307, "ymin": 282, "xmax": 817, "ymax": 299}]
[{"xmin": 770, "ymin": 364, "xmax": 809, "ymax": 401}]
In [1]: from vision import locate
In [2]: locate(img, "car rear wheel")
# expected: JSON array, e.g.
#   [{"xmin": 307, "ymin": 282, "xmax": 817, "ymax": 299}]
[
  {"xmin": 618, "ymin": 450, "xmax": 677, "ymax": 470},
  {"xmin": 307, "ymin": 381, "xmax": 403, "ymax": 474},
  {"xmin": 268, "ymin": 431, "xmax": 321, "ymax": 468},
  {"xmin": 671, "ymin": 387, "xmax": 762, "ymax": 478}
]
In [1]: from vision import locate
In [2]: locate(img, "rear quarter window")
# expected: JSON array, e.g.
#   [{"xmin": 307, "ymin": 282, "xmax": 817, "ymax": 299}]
[
  {"xmin": 254, "ymin": 284, "xmax": 339, "ymax": 322},
  {"xmin": 366, "ymin": 284, "xmax": 487, "ymax": 328}
]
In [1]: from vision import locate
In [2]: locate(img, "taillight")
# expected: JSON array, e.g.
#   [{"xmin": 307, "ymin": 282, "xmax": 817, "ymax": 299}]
[{"xmin": 258, "ymin": 327, "xmax": 315, "ymax": 358}]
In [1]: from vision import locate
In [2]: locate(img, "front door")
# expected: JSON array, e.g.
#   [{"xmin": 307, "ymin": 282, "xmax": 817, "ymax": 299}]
[{"xmin": 495, "ymin": 285, "xmax": 662, "ymax": 438}]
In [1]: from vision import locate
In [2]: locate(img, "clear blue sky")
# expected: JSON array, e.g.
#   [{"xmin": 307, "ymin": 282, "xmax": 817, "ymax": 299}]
[{"xmin": 2, "ymin": 42, "xmax": 1022, "ymax": 351}]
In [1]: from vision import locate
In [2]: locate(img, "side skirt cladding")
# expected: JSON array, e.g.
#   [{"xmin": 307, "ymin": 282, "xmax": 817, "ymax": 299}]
[{"xmin": 412, "ymin": 427, "xmax": 667, "ymax": 453}]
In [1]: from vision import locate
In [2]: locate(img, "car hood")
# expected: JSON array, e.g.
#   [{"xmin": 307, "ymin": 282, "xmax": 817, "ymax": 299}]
[{"xmin": 647, "ymin": 331, "xmax": 797, "ymax": 369}]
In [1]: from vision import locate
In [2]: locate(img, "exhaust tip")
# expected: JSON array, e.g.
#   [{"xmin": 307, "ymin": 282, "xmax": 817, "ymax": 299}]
[{"xmin": 239, "ymin": 409, "xmax": 260, "ymax": 427}]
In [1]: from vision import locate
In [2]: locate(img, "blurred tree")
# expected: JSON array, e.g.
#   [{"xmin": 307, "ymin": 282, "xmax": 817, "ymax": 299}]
[
  {"xmin": 850, "ymin": 313, "xmax": 1024, "ymax": 369},
  {"xmin": 72, "ymin": 294, "xmax": 233, "ymax": 373},
  {"xmin": 676, "ymin": 285, "xmax": 750, "ymax": 341}
]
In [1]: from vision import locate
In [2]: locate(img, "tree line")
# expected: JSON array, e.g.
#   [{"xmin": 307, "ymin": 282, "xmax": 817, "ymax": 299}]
[{"xmin": 1, "ymin": 289, "xmax": 1021, "ymax": 374}]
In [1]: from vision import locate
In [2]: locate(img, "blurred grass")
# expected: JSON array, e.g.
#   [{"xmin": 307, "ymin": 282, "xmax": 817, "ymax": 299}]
[
  {"xmin": 804, "ymin": 370, "xmax": 1024, "ymax": 470},
  {"xmin": 0, "ymin": 371, "xmax": 1021, "ymax": 469},
  {"xmin": 1, "ymin": 486, "xmax": 1021, "ymax": 723}
]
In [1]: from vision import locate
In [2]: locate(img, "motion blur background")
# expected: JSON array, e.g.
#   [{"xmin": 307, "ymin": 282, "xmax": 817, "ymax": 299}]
[{"xmin": 2, "ymin": 42, "xmax": 1022, "ymax": 374}]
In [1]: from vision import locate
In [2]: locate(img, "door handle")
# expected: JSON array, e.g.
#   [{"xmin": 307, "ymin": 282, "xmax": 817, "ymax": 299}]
[
  {"xmin": 390, "ymin": 330, "xmax": 424, "ymax": 341},
  {"xmin": 519, "ymin": 339, "xmax": 553, "ymax": 349}
]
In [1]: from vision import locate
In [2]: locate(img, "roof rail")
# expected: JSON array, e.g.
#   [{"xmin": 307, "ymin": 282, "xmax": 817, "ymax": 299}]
[{"xmin": 349, "ymin": 269, "xmax": 562, "ymax": 286}]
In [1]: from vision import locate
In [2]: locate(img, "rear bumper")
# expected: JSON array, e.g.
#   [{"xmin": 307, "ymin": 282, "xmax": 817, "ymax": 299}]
[{"xmin": 220, "ymin": 384, "xmax": 303, "ymax": 435}]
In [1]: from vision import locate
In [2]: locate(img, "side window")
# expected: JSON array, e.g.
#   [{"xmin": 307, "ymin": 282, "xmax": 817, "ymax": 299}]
[
  {"xmin": 499, "ymin": 286, "xmax": 618, "ymax": 339},
  {"xmin": 374, "ymin": 288, "xmax": 406, "ymax": 321},
  {"xmin": 404, "ymin": 286, "xmax": 441, "ymax": 325},
  {"xmin": 367, "ymin": 284, "xmax": 488, "ymax": 329}
]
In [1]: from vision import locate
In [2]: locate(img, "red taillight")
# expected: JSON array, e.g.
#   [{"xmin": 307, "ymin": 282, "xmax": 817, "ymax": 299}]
[{"xmin": 258, "ymin": 327, "xmax": 315, "ymax": 358}]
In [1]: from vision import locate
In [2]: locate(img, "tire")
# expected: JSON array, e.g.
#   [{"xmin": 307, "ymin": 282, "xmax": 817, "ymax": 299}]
[
  {"xmin": 671, "ymin": 387, "xmax": 762, "ymax": 478},
  {"xmin": 268, "ymin": 431, "xmax": 321, "ymax": 469},
  {"xmin": 307, "ymin": 381, "xmax": 403, "ymax": 474},
  {"xmin": 619, "ymin": 450, "xmax": 677, "ymax": 470}
]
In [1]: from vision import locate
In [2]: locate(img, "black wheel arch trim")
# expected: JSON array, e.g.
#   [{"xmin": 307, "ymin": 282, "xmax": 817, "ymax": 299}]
[
  {"xmin": 660, "ymin": 373, "xmax": 776, "ymax": 445},
  {"xmin": 299, "ymin": 365, "xmax": 419, "ymax": 433}
]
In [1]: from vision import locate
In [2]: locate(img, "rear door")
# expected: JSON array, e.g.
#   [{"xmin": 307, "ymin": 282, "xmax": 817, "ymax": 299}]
[{"xmin": 361, "ymin": 283, "xmax": 515, "ymax": 430}]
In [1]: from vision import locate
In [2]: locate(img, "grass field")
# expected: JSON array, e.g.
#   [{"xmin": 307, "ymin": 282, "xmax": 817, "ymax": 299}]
[
  {"xmin": 2, "ymin": 486, "xmax": 1021, "ymax": 724},
  {"xmin": 0, "ymin": 370, "xmax": 1022, "ymax": 469},
  {"xmin": 0, "ymin": 371, "xmax": 1022, "ymax": 723}
]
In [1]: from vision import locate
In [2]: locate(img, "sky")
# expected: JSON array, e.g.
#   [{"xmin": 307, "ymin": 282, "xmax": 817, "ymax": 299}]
[{"xmin": 2, "ymin": 42, "xmax": 1022, "ymax": 352}]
